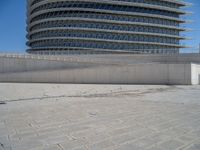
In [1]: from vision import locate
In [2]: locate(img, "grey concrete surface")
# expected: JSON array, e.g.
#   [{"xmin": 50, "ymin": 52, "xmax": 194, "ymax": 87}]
[
  {"xmin": 1, "ymin": 54, "xmax": 200, "ymax": 85},
  {"xmin": 0, "ymin": 83, "xmax": 200, "ymax": 150}
]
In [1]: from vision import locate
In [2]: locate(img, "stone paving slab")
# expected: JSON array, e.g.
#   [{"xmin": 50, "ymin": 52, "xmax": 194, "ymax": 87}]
[{"xmin": 0, "ymin": 83, "xmax": 200, "ymax": 150}]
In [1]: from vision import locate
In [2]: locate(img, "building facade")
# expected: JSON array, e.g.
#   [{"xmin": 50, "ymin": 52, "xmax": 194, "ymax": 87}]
[{"xmin": 26, "ymin": 0, "xmax": 189, "ymax": 55}]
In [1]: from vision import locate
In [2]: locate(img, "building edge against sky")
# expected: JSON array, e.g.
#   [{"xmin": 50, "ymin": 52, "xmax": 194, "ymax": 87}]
[{"xmin": 26, "ymin": 0, "xmax": 190, "ymax": 55}]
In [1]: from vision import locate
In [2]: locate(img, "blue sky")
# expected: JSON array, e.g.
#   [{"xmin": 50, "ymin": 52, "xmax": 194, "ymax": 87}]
[{"xmin": 0, "ymin": 0, "xmax": 199, "ymax": 53}]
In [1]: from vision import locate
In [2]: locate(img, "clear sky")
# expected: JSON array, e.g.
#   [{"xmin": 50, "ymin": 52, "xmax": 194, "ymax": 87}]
[{"xmin": 0, "ymin": 0, "xmax": 199, "ymax": 53}]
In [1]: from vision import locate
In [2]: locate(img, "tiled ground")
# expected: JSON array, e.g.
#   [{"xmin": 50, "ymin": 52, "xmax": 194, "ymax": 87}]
[{"xmin": 0, "ymin": 83, "xmax": 200, "ymax": 150}]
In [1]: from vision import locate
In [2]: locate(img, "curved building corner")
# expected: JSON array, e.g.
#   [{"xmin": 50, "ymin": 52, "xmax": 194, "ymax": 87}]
[{"xmin": 26, "ymin": 0, "xmax": 189, "ymax": 55}]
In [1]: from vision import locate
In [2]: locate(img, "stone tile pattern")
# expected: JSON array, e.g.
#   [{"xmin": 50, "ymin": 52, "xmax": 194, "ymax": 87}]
[{"xmin": 0, "ymin": 84, "xmax": 200, "ymax": 150}]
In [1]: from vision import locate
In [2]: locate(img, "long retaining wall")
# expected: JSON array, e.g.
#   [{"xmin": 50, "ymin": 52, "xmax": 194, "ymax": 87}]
[{"xmin": 0, "ymin": 54, "xmax": 200, "ymax": 85}]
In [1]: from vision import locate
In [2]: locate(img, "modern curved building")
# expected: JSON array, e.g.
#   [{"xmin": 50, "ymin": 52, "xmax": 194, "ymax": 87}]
[{"xmin": 26, "ymin": 0, "xmax": 189, "ymax": 55}]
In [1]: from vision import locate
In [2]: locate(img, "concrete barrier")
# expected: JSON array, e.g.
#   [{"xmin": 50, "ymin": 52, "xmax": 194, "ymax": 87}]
[{"xmin": 0, "ymin": 54, "xmax": 200, "ymax": 85}]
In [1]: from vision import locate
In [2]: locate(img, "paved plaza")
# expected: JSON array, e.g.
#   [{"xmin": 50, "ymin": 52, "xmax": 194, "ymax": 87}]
[{"xmin": 0, "ymin": 83, "xmax": 200, "ymax": 150}]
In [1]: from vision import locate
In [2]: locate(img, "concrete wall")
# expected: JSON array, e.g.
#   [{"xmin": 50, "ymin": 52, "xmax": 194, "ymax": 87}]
[
  {"xmin": 191, "ymin": 64, "xmax": 200, "ymax": 85},
  {"xmin": 0, "ymin": 54, "xmax": 200, "ymax": 85},
  {"xmin": 76, "ymin": 54, "xmax": 200, "ymax": 64},
  {"xmin": 0, "ymin": 57, "xmax": 77, "ymax": 73},
  {"xmin": 0, "ymin": 61, "xmax": 193, "ymax": 85}
]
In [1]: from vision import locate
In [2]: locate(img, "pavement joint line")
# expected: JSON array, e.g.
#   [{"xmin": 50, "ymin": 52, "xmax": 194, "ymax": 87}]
[
  {"xmin": 1, "ymin": 86, "xmax": 177, "ymax": 103},
  {"xmin": 180, "ymin": 137, "xmax": 200, "ymax": 150},
  {"xmin": 0, "ymin": 101, "xmax": 6, "ymax": 105},
  {"xmin": 2, "ymin": 95, "xmax": 67, "ymax": 103},
  {"xmin": 159, "ymin": 115, "xmax": 200, "ymax": 132},
  {"xmin": 57, "ymin": 144, "xmax": 64, "ymax": 150},
  {"xmin": 0, "ymin": 142, "xmax": 6, "ymax": 150}
]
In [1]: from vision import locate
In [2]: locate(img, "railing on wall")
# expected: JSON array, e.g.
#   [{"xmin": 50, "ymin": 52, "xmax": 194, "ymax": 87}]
[{"xmin": 0, "ymin": 50, "xmax": 200, "ymax": 62}]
